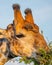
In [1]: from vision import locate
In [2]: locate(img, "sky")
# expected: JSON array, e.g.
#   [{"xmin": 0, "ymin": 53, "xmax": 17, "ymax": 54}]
[
  {"xmin": 0, "ymin": 0, "xmax": 52, "ymax": 42},
  {"xmin": 0, "ymin": 0, "xmax": 52, "ymax": 65},
  {"xmin": 5, "ymin": 57, "xmax": 34, "ymax": 65}
]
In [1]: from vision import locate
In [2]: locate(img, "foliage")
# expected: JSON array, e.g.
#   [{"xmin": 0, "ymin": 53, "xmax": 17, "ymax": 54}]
[
  {"xmin": 37, "ymin": 48, "xmax": 52, "ymax": 65},
  {"xmin": 19, "ymin": 42, "xmax": 52, "ymax": 65},
  {"xmin": 19, "ymin": 56, "xmax": 39, "ymax": 65}
]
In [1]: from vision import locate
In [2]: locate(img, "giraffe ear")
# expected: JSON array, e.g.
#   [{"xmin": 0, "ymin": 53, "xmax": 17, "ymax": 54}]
[{"xmin": 24, "ymin": 8, "xmax": 34, "ymax": 24}]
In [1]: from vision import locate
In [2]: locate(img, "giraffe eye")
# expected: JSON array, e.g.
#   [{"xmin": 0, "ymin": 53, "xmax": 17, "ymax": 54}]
[{"xmin": 16, "ymin": 33, "xmax": 25, "ymax": 38}]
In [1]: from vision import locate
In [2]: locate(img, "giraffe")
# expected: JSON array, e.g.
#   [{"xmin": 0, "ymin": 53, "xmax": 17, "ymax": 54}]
[{"xmin": 0, "ymin": 4, "xmax": 50, "ymax": 64}]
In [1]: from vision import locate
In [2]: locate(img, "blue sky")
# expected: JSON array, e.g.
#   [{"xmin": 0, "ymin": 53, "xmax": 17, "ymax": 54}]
[
  {"xmin": 0, "ymin": 0, "xmax": 52, "ymax": 42},
  {"xmin": 5, "ymin": 57, "xmax": 34, "ymax": 65}
]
